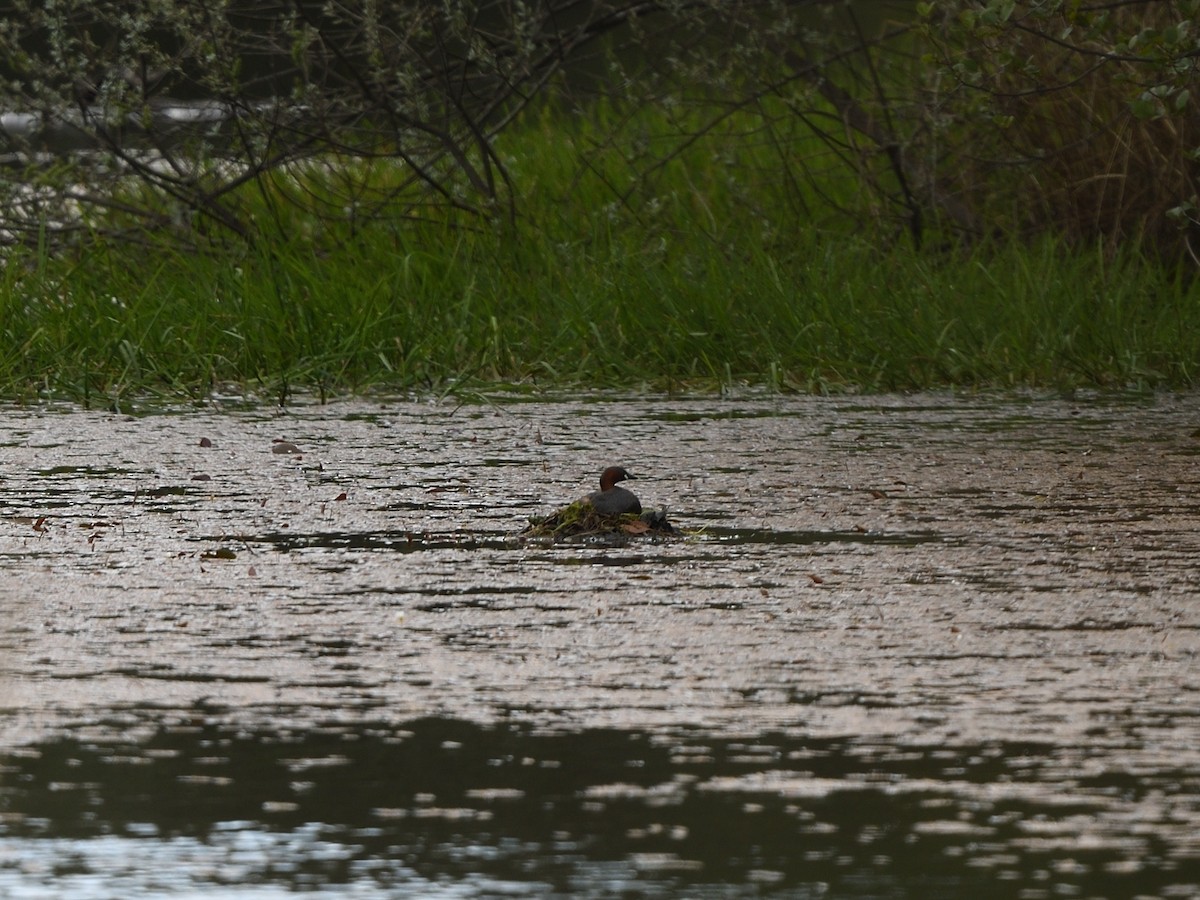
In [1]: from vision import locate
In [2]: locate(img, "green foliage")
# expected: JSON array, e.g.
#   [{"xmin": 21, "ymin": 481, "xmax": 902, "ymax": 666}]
[
  {"xmin": 920, "ymin": 0, "xmax": 1200, "ymax": 257},
  {"xmin": 0, "ymin": 0, "xmax": 1195, "ymax": 261},
  {"xmin": 0, "ymin": 1, "xmax": 1198, "ymax": 401},
  {"xmin": 1, "ymin": 114, "xmax": 1197, "ymax": 402}
]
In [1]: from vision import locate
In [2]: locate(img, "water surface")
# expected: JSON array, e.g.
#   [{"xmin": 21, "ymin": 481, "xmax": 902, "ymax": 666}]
[{"xmin": 1, "ymin": 392, "xmax": 1198, "ymax": 897}]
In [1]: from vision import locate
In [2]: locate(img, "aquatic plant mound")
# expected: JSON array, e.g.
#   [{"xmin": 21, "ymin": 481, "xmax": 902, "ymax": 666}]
[{"xmin": 522, "ymin": 500, "xmax": 676, "ymax": 540}]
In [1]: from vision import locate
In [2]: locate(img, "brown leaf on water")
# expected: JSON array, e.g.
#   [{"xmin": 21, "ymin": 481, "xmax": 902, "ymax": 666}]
[
  {"xmin": 334, "ymin": 492, "xmax": 348, "ymax": 501},
  {"xmin": 271, "ymin": 440, "xmax": 302, "ymax": 455},
  {"xmin": 621, "ymin": 520, "xmax": 651, "ymax": 534},
  {"xmin": 199, "ymin": 437, "xmax": 213, "ymax": 448}
]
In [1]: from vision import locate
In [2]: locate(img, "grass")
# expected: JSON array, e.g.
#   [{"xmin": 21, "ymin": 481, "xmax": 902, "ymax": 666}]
[{"xmin": 1, "ymin": 100, "xmax": 1198, "ymax": 403}]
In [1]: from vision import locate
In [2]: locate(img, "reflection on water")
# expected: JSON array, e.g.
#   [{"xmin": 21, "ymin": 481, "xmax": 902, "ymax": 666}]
[{"xmin": 2, "ymin": 714, "xmax": 1198, "ymax": 899}]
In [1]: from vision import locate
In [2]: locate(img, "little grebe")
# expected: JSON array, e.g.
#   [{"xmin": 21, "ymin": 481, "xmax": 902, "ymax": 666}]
[{"xmin": 586, "ymin": 466, "xmax": 642, "ymax": 515}]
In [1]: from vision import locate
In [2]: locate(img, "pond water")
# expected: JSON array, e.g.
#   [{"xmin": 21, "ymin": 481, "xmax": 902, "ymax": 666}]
[{"xmin": 1, "ymin": 392, "xmax": 1199, "ymax": 898}]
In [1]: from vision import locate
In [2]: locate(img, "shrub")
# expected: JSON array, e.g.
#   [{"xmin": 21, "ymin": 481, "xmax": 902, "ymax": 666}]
[{"xmin": 919, "ymin": 0, "xmax": 1200, "ymax": 261}]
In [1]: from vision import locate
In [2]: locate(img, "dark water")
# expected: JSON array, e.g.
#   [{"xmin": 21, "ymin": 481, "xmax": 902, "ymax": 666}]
[
  {"xmin": 6, "ymin": 714, "xmax": 1197, "ymax": 899},
  {"xmin": 2, "ymin": 392, "xmax": 1199, "ymax": 897}
]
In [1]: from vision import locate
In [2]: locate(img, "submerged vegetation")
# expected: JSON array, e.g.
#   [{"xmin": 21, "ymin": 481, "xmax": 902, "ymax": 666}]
[{"xmin": 0, "ymin": 1, "xmax": 1196, "ymax": 402}]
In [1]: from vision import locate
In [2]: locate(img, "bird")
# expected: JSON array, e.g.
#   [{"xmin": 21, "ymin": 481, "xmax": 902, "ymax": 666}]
[{"xmin": 585, "ymin": 466, "xmax": 642, "ymax": 515}]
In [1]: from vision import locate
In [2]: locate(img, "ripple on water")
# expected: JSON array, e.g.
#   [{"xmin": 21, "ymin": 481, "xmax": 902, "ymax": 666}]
[{"xmin": 1, "ymin": 394, "xmax": 1199, "ymax": 896}]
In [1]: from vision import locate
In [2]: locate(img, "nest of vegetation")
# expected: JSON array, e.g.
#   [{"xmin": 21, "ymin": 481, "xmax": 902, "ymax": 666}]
[{"xmin": 521, "ymin": 500, "xmax": 676, "ymax": 541}]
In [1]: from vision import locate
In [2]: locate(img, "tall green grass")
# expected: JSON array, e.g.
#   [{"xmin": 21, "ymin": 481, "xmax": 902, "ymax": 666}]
[{"xmin": 1, "ymin": 102, "xmax": 1197, "ymax": 402}]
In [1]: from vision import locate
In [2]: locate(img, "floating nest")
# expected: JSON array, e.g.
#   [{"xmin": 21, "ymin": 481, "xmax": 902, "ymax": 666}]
[{"xmin": 521, "ymin": 500, "xmax": 677, "ymax": 541}]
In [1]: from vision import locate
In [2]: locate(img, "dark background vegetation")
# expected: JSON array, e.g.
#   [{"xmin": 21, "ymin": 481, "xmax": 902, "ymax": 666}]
[
  {"xmin": 0, "ymin": 1, "xmax": 1197, "ymax": 401},
  {"xmin": 0, "ymin": 0, "xmax": 1194, "ymax": 261}
]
